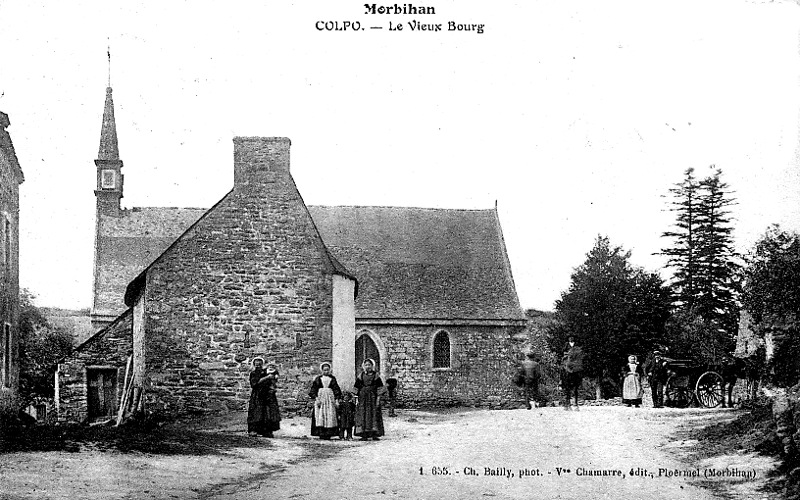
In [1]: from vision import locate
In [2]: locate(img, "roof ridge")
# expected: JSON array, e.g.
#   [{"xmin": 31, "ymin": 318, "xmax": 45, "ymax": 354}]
[
  {"xmin": 126, "ymin": 206, "xmax": 209, "ymax": 211},
  {"xmin": 307, "ymin": 204, "xmax": 494, "ymax": 212}
]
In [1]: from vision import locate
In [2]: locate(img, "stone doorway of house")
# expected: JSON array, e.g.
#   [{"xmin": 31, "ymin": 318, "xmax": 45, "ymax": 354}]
[
  {"xmin": 86, "ymin": 368, "xmax": 117, "ymax": 421},
  {"xmin": 355, "ymin": 333, "xmax": 380, "ymax": 377}
]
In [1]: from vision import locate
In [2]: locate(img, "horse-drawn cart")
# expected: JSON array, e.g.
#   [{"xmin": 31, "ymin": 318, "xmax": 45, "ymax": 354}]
[{"xmin": 662, "ymin": 358, "xmax": 726, "ymax": 408}]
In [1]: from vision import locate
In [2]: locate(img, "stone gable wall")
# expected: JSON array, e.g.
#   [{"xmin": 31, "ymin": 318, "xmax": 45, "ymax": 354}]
[
  {"xmin": 140, "ymin": 138, "xmax": 338, "ymax": 418},
  {"xmin": 357, "ymin": 323, "xmax": 524, "ymax": 409},
  {"xmin": 56, "ymin": 310, "xmax": 133, "ymax": 423}
]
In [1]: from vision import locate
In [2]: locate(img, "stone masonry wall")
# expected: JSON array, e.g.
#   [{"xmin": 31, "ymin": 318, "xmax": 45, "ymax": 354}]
[
  {"xmin": 57, "ymin": 310, "xmax": 132, "ymax": 423},
  {"xmin": 0, "ymin": 112, "xmax": 21, "ymax": 416},
  {"xmin": 140, "ymin": 138, "xmax": 340, "ymax": 418},
  {"xmin": 360, "ymin": 323, "xmax": 524, "ymax": 408}
]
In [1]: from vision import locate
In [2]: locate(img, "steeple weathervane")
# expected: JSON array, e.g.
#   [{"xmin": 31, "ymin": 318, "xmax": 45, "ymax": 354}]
[{"xmin": 107, "ymin": 41, "xmax": 111, "ymax": 87}]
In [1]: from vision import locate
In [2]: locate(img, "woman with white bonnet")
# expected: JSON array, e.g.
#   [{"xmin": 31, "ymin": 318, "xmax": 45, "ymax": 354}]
[
  {"xmin": 247, "ymin": 358, "xmax": 282, "ymax": 437},
  {"xmin": 354, "ymin": 358, "xmax": 385, "ymax": 441},
  {"xmin": 621, "ymin": 354, "xmax": 645, "ymax": 408},
  {"xmin": 309, "ymin": 361, "xmax": 343, "ymax": 440}
]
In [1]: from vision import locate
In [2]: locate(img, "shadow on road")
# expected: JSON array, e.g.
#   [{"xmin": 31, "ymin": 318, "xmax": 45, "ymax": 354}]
[{"xmin": 0, "ymin": 414, "xmax": 273, "ymax": 456}]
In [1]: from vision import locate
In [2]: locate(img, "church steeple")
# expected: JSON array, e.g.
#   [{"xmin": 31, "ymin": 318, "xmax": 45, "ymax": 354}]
[
  {"xmin": 94, "ymin": 80, "xmax": 124, "ymax": 217},
  {"xmin": 97, "ymin": 87, "xmax": 119, "ymax": 161}
]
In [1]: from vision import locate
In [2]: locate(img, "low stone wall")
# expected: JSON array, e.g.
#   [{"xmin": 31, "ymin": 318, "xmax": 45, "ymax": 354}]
[{"xmin": 764, "ymin": 385, "xmax": 800, "ymax": 498}]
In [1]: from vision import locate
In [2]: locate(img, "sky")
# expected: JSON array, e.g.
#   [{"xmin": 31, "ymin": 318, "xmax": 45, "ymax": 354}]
[{"xmin": 1, "ymin": 0, "xmax": 799, "ymax": 312}]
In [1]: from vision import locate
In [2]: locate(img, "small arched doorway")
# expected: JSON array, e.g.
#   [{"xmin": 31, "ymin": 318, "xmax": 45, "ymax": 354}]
[{"xmin": 355, "ymin": 333, "xmax": 381, "ymax": 376}]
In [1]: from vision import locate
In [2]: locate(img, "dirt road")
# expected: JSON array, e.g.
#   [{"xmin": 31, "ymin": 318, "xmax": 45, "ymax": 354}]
[{"xmin": 0, "ymin": 406, "xmax": 776, "ymax": 500}]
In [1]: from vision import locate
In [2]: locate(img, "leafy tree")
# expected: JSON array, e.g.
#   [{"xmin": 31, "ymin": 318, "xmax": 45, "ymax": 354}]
[
  {"xmin": 549, "ymin": 236, "xmax": 672, "ymax": 392},
  {"xmin": 663, "ymin": 308, "xmax": 729, "ymax": 363},
  {"xmin": 742, "ymin": 226, "xmax": 800, "ymax": 386},
  {"xmin": 18, "ymin": 290, "xmax": 74, "ymax": 407},
  {"xmin": 743, "ymin": 225, "xmax": 800, "ymax": 323}
]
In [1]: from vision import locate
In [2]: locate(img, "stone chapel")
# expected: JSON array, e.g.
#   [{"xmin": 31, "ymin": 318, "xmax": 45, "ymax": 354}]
[{"xmin": 56, "ymin": 84, "xmax": 526, "ymax": 423}]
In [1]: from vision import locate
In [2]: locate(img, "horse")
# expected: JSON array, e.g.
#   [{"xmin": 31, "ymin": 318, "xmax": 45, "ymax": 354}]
[{"xmin": 717, "ymin": 354, "xmax": 763, "ymax": 407}]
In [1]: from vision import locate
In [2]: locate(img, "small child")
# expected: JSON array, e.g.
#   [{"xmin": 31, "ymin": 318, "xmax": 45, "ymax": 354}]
[
  {"xmin": 338, "ymin": 390, "xmax": 356, "ymax": 440},
  {"xmin": 386, "ymin": 377, "xmax": 398, "ymax": 417}
]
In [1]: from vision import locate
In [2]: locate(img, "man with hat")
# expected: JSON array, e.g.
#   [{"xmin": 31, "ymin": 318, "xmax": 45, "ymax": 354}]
[
  {"xmin": 644, "ymin": 348, "xmax": 668, "ymax": 408},
  {"xmin": 561, "ymin": 337, "xmax": 584, "ymax": 410}
]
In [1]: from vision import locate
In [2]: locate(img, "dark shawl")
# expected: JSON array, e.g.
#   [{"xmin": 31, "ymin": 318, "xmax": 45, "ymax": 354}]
[
  {"xmin": 354, "ymin": 371, "xmax": 384, "ymax": 437},
  {"xmin": 248, "ymin": 368, "xmax": 281, "ymax": 433}
]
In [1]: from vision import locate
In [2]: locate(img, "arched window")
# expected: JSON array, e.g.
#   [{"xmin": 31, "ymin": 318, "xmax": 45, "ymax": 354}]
[
  {"xmin": 355, "ymin": 332, "xmax": 381, "ymax": 375},
  {"xmin": 433, "ymin": 331, "xmax": 451, "ymax": 369}
]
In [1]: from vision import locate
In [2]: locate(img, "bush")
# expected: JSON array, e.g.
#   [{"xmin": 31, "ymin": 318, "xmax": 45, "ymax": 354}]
[{"xmin": 18, "ymin": 290, "xmax": 74, "ymax": 408}]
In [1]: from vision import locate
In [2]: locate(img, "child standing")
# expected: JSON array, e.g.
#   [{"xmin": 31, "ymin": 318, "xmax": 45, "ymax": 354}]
[
  {"xmin": 338, "ymin": 390, "xmax": 356, "ymax": 440},
  {"xmin": 386, "ymin": 377, "xmax": 398, "ymax": 417}
]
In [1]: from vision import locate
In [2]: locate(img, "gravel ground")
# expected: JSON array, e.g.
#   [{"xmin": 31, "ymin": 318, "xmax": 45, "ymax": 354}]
[{"xmin": 0, "ymin": 406, "xmax": 778, "ymax": 500}]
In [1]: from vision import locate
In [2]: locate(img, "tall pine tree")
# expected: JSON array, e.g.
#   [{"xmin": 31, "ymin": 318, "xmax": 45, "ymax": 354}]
[
  {"xmin": 661, "ymin": 166, "xmax": 740, "ymax": 354},
  {"xmin": 696, "ymin": 168, "xmax": 740, "ymax": 344},
  {"xmin": 661, "ymin": 168, "xmax": 701, "ymax": 310}
]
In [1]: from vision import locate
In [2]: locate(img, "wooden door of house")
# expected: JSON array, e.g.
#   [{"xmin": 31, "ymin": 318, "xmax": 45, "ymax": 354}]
[
  {"xmin": 355, "ymin": 334, "xmax": 380, "ymax": 376},
  {"xmin": 86, "ymin": 368, "xmax": 117, "ymax": 420}
]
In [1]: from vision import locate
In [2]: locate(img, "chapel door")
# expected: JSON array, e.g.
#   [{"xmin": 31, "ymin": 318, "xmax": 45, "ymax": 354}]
[
  {"xmin": 87, "ymin": 369, "xmax": 117, "ymax": 420},
  {"xmin": 355, "ymin": 334, "xmax": 380, "ymax": 375}
]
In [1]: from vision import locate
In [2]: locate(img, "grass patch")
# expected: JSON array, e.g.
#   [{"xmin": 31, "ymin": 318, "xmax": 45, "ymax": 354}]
[
  {"xmin": 679, "ymin": 399, "xmax": 785, "ymax": 497},
  {"xmin": 685, "ymin": 400, "xmax": 781, "ymax": 460}
]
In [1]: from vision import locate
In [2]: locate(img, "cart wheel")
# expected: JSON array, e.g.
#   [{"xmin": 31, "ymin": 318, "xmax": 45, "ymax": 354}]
[
  {"xmin": 665, "ymin": 376, "xmax": 691, "ymax": 408},
  {"xmin": 696, "ymin": 371, "xmax": 724, "ymax": 408}
]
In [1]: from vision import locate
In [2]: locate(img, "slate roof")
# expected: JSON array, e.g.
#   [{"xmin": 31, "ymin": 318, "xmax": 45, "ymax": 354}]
[
  {"xmin": 95, "ymin": 204, "xmax": 525, "ymax": 323},
  {"xmin": 100, "ymin": 207, "xmax": 208, "ymax": 238},
  {"xmin": 307, "ymin": 206, "xmax": 525, "ymax": 321},
  {"xmin": 92, "ymin": 206, "xmax": 206, "ymax": 318}
]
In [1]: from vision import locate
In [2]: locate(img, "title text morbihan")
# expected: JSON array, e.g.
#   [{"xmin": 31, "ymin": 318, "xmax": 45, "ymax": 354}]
[{"xmin": 365, "ymin": 3, "xmax": 435, "ymax": 15}]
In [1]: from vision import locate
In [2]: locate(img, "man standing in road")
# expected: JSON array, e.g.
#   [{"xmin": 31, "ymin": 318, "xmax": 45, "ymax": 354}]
[
  {"xmin": 561, "ymin": 336, "xmax": 584, "ymax": 410},
  {"xmin": 644, "ymin": 348, "xmax": 668, "ymax": 408},
  {"xmin": 517, "ymin": 351, "xmax": 543, "ymax": 409}
]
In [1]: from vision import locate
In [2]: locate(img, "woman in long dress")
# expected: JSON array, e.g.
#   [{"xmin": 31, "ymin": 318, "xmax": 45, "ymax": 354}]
[
  {"xmin": 247, "ymin": 359, "xmax": 282, "ymax": 437},
  {"xmin": 621, "ymin": 355, "xmax": 644, "ymax": 408},
  {"xmin": 309, "ymin": 362, "xmax": 342, "ymax": 440},
  {"xmin": 354, "ymin": 359, "xmax": 385, "ymax": 441}
]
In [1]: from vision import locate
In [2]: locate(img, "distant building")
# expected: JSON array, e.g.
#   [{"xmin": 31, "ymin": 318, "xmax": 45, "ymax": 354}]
[
  {"xmin": 57, "ymin": 85, "xmax": 525, "ymax": 423},
  {"xmin": 41, "ymin": 308, "xmax": 95, "ymax": 344},
  {"xmin": 0, "ymin": 111, "xmax": 24, "ymax": 417}
]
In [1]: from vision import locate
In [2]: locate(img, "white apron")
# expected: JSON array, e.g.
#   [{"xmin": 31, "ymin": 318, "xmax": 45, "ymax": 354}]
[{"xmin": 314, "ymin": 375, "xmax": 338, "ymax": 428}]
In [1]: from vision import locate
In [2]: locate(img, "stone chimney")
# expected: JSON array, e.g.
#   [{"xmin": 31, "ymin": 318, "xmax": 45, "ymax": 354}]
[{"xmin": 233, "ymin": 137, "xmax": 291, "ymax": 191}]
